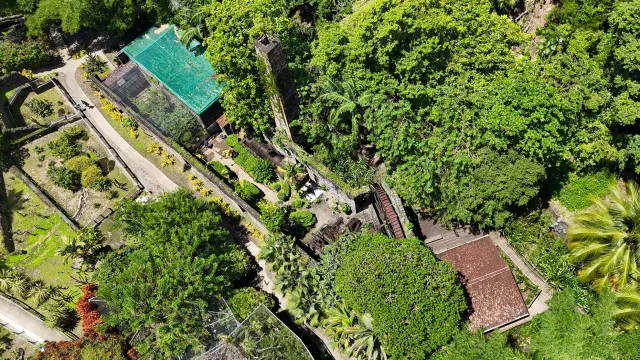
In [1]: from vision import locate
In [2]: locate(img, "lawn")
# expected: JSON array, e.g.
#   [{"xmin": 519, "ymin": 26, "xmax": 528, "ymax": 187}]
[
  {"xmin": 21, "ymin": 122, "xmax": 135, "ymax": 226},
  {"xmin": 555, "ymin": 170, "xmax": 617, "ymax": 211},
  {"xmin": 3, "ymin": 172, "xmax": 78, "ymax": 291},
  {"xmin": 9, "ymin": 85, "xmax": 73, "ymax": 127}
]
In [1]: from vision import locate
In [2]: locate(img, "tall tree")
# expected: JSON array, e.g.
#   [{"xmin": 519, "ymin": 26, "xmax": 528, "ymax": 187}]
[{"xmin": 93, "ymin": 189, "xmax": 249, "ymax": 358}]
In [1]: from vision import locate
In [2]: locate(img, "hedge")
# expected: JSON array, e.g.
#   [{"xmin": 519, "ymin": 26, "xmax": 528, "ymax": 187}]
[
  {"xmin": 235, "ymin": 180, "xmax": 263, "ymax": 205},
  {"xmin": 225, "ymin": 135, "xmax": 274, "ymax": 184}
]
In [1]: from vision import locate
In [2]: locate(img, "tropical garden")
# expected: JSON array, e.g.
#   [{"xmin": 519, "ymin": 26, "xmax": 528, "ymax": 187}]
[{"xmin": 2, "ymin": 0, "xmax": 640, "ymax": 358}]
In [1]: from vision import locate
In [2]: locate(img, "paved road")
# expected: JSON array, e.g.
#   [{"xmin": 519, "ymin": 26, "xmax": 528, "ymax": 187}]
[
  {"xmin": 0, "ymin": 296, "xmax": 69, "ymax": 343},
  {"xmin": 51, "ymin": 55, "xmax": 178, "ymax": 194}
]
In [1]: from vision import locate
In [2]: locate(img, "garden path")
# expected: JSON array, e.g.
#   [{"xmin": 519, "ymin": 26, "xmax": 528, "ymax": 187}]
[
  {"xmin": 0, "ymin": 295, "xmax": 69, "ymax": 343},
  {"xmin": 37, "ymin": 55, "xmax": 178, "ymax": 195}
]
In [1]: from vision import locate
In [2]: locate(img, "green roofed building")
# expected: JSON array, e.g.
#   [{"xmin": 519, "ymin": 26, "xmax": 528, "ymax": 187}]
[{"xmin": 121, "ymin": 24, "xmax": 224, "ymax": 115}]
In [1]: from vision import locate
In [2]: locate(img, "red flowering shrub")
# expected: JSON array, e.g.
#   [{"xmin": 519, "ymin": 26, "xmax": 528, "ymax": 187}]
[{"xmin": 76, "ymin": 283, "xmax": 102, "ymax": 338}]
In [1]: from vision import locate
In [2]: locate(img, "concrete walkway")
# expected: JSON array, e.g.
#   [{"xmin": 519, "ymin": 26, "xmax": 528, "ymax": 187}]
[
  {"xmin": 489, "ymin": 231, "xmax": 553, "ymax": 330},
  {"xmin": 0, "ymin": 296, "xmax": 69, "ymax": 343},
  {"xmin": 38, "ymin": 54, "xmax": 178, "ymax": 194}
]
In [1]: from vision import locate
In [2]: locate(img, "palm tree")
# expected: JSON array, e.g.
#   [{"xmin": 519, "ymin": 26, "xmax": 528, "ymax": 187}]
[
  {"xmin": 9, "ymin": 273, "xmax": 30, "ymax": 299},
  {"xmin": 0, "ymin": 269, "xmax": 14, "ymax": 293},
  {"xmin": 614, "ymin": 288, "xmax": 640, "ymax": 330},
  {"xmin": 346, "ymin": 313, "xmax": 387, "ymax": 360},
  {"xmin": 176, "ymin": 0, "xmax": 213, "ymax": 46},
  {"xmin": 567, "ymin": 180, "xmax": 640, "ymax": 292},
  {"xmin": 280, "ymin": 162, "xmax": 305, "ymax": 183},
  {"xmin": 28, "ymin": 280, "xmax": 52, "ymax": 306},
  {"xmin": 323, "ymin": 301, "xmax": 356, "ymax": 352}
]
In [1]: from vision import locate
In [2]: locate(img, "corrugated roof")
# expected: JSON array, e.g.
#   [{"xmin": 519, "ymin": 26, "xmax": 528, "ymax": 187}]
[
  {"xmin": 121, "ymin": 24, "xmax": 224, "ymax": 115},
  {"xmin": 438, "ymin": 236, "xmax": 529, "ymax": 331}
]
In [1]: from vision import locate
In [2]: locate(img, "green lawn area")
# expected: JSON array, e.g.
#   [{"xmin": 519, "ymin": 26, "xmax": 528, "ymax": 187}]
[
  {"xmin": 9, "ymin": 86, "xmax": 73, "ymax": 127},
  {"xmin": 1, "ymin": 89, "xmax": 13, "ymax": 104},
  {"xmin": 3, "ymin": 172, "xmax": 78, "ymax": 291},
  {"xmin": 555, "ymin": 170, "xmax": 617, "ymax": 211}
]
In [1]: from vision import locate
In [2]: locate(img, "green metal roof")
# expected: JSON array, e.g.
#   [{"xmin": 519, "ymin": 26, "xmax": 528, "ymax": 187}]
[{"xmin": 122, "ymin": 24, "xmax": 224, "ymax": 115}]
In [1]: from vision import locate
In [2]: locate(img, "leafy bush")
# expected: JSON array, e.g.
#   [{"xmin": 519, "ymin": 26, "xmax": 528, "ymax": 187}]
[
  {"xmin": 289, "ymin": 211, "xmax": 316, "ymax": 228},
  {"xmin": 81, "ymin": 165, "xmax": 111, "ymax": 191},
  {"xmin": 234, "ymin": 180, "xmax": 263, "ymax": 205},
  {"xmin": 290, "ymin": 198, "xmax": 306, "ymax": 209},
  {"xmin": 258, "ymin": 201, "xmax": 287, "ymax": 233},
  {"xmin": 64, "ymin": 155, "xmax": 94, "ymax": 173},
  {"xmin": 277, "ymin": 181, "xmax": 290, "ymax": 201},
  {"xmin": 225, "ymin": 135, "xmax": 274, "ymax": 183},
  {"xmin": 47, "ymin": 128, "xmax": 84, "ymax": 160},
  {"xmin": 26, "ymin": 98, "xmax": 54, "ymax": 118},
  {"xmin": 208, "ymin": 160, "xmax": 231, "ymax": 179},
  {"xmin": 504, "ymin": 211, "xmax": 594, "ymax": 308},
  {"xmin": 47, "ymin": 164, "xmax": 80, "ymax": 190},
  {"xmin": 335, "ymin": 233, "xmax": 466, "ymax": 359},
  {"xmin": 0, "ymin": 38, "xmax": 49, "ymax": 74},
  {"xmin": 36, "ymin": 336, "xmax": 129, "ymax": 360},
  {"xmin": 556, "ymin": 170, "xmax": 616, "ymax": 210},
  {"xmin": 44, "ymin": 303, "xmax": 79, "ymax": 332},
  {"xmin": 227, "ymin": 287, "xmax": 276, "ymax": 321},
  {"xmin": 287, "ymin": 210, "xmax": 317, "ymax": 237}
]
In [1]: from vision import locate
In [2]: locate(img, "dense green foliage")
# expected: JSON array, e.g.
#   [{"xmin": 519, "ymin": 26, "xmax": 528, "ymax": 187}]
[
  {"xmin": 335, "ymin": 233, "xmax": 466, "ymax": 358},
  {"xmin": 234, "ymin": 179, "xmax": 263, "ymax": 205},
  {"xmin": 205, "ymin": 0, "xmax": 306, "ymax": 133},
  {"xmin": 568, "ymin": 180, "xmax": 640, "ymax": 329},
  {"xmin": 225, "ymin": 135, "xmax": 274, "ymax": 183},
  {"xmin": 47, "ymin": 126, "xmax": 84, "ymax": 160},
  {"xmin": 504, "ymin": 211, "xmax": 593, "ymax": 307},
  {"xmin": 0, "ymin": 37, "xmax": 49, "ymax": 74},
  {"xmin": 556, "ymin": 170, "xmax": 617, "ymax": 210},
  {"xmin": 94, "ymin": 189, "xmax": 249, "ymax": 358},
  {"xmin": 36, "ymin": 336, "xmax": 129, "ymax": 360},
  {"xmin": 227, "ymin": 287, "xmax": 276, "ymax": 321},
  {"xmin": 258, "ymin": 201, "xmax": 287, "ymax": 232},
  {"xmin": 64, "ymin": 155, "xmax": 95, "ymax": 173},
  {"xmin": 80, "ymin": 165, "xmax": 111, "ymax": 191},
  {"xmin": 434, "ymin": 330, "xmax": 526, "ymax": 360},
  {"xmin": 47, "ymin": 163, "xmax": 81, "ymax": 190}
]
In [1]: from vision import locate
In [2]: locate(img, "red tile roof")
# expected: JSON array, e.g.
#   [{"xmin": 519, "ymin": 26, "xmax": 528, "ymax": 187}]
[{"xmin": 438, "ymin": 236, "xmax": 528, "ymax": 331}]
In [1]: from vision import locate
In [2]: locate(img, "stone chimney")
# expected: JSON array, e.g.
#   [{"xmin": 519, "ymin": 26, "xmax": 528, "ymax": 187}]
[{"xmin": 254, "ymin": 34, "xmax": 299, "ymax": 140}]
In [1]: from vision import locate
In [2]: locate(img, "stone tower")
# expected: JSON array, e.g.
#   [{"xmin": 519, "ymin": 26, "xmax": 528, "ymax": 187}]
[{"xmin": 254, "ymin": 34, "xmax": 299, "ymax": 140}]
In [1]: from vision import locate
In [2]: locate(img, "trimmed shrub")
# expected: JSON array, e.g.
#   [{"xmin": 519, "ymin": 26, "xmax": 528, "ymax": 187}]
[
  {"xmin": 208, "ymin": 160, "xmax": 231, "ymax": 179},
  {"xmin": 336, "ymin": 234, "xmax": 466, "ymax": 358},
  {"xmin": 289, "ymin": 210, "xmax": 316, "ymax": 228},
  {"xmin": 47, "ymin": 164, "xmax": 80, "ymax": 190},
  {"xmin": 290, "ymin": 198, "xmax": 306, "ymax": 209},
  {"xmin": 277, "ymin": 182, "xmax": 290, "ymax": 201},
  {"xmin": 258, "ymin": 201, "xmax": 287, "ymax": 233},
  {"xmin": 81, "ymin": 165, "xmax": 111, "ymax": 191},
  {"xmin": 48, "ymin": 132, "xmax": 81, "ymax": 160},
  {"xmin": 225, "ymin": 135, "xmax": 274, "ymax": 183},
  {"xmin": 65, "ymin": 155, "xmax": 94, "ymax": 173},
  {"xmin": 227, "ymin": 287, "xmax": 276, "ymax": 321},
  {"xmin": 235, "ymin": 180, "xmax": 262, "ymax": 205}
]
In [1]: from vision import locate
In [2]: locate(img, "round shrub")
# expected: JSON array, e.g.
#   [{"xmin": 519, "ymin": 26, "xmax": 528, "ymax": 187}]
[
  {"xmin": 277, "ymin": 182, "xmax": 291, "ymax": 201},
  {"xmin": 258, "ymin": 201, "xmax": 287, "ymax": 233},
  {"xmin": 224, "ymin": 134, "xmax": 239, "ymax": 147},
  {"xmin": 335, "ymin": 233, "xmax": 466, "ymax": 359},
  {"xmin": 290, "ymin": 198, "xmax": 306, "ymax": 209},
  {"xmin": 81, "ymin": 165, "xmax": 110, "ymax": 190},
  {"xmin": 249, "ymin": 158, "xmax": 274, "ymax": 184},
  {"xmin": 65, "ymin": 155, "xmax": 95, "ymax": 173},
  {"xmin": 227, "ymin": 287, "xmax": 276, "ymax": 321},
  {"xmin": 47, "ymin": 164, "xmax": 80, "ymax": 190},
  {"xmin": 235, "ymin": 180, "xmax": 263, "ymax": 205},
  {"xmin": 288, "ymin": 210, "xmax": 316, "ymax": 228}
]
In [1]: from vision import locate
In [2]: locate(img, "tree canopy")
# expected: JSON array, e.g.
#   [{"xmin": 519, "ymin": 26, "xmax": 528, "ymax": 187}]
[
  {"xmin": 93, "ymin": 189, "xmax": 249, "ymax": 358},
  {"xmin": 335, "ymin": 233, "xmax": 466, "ymax": 359}
]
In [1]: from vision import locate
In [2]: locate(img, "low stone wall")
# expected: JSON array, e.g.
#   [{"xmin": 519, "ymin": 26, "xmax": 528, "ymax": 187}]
[{"xmin": 90, "ymin": 75, "xmax": 268, "ymax": 234}]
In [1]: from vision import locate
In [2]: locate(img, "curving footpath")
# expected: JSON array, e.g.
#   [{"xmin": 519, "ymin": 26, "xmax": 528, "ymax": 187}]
[{"xmin": 0, "ymin": 296, "xmax": 69, "ymax": 343}]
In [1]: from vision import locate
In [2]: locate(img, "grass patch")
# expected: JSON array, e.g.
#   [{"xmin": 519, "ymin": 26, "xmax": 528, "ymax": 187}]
[
  {"xmin": 10, "ymin": 86, "xmax": 73, "ymax": 127},
  {"xmin": 3, "ymin": 173, "xmax": 78, "ymax": 291},
  {"xmin": 555, "ymin": 170, "xmax": 616, "ymax": 211}
]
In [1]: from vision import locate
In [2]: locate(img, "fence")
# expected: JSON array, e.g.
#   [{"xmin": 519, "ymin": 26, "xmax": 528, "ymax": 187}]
[{"xmin": 91, "ymin": 74, "xmax": 268, "ymax": 234}]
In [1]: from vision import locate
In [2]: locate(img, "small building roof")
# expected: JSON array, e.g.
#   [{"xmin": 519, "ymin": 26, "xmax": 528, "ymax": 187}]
[
  {"xmin": 437, "ymin": 236, "xmax": 529, "ymax": 331},
  {"xmin": 121, "ymin": 24, "xmax": 224, "ymax": 115}
]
